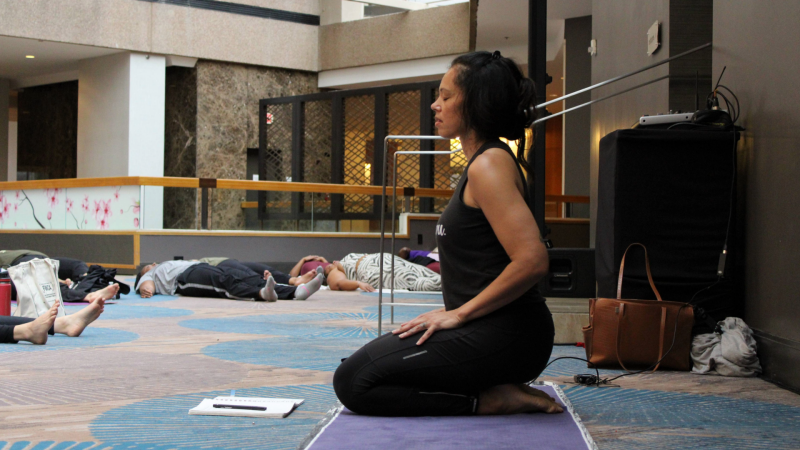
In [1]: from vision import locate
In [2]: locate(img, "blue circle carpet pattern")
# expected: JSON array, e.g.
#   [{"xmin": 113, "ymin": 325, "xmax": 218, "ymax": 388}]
[
  {"xmin": 5, "ymin": 296, "xmax": 797, "ymax": 450},
  {"xmin": 0, "ymin": 327, "xmax": 138, "ymax": 354}
]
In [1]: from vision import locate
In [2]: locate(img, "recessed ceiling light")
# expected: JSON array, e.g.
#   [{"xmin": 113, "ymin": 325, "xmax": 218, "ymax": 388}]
[{"xmin": 25, "ymin": 55, "xmax": 35, "ymax": 59}]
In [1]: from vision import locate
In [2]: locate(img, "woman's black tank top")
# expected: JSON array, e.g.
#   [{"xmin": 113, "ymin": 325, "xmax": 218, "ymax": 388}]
[{"xmin": 436, "ymin": 139, "xmax": 544, "ymax": 311}]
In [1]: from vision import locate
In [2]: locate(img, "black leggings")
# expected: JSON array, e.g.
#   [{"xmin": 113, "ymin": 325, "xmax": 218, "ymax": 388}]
[
  {"xmin": 333, "ymin": 302, "xmax": 554, "ymax": 416},
  {"xmin": 175, "ymin": 263, "xmax": 297, "ymax": 300},
  {"xmin": 235, "ymin": 261, "xmax": 292, "ymax": 285},
  {"xmin": 0, "ymin": 316, "xmax": 55, "ymax": 344},
  {"xmin": 217, "ymin": 260, "xmax": 296, "ymax": 299}
]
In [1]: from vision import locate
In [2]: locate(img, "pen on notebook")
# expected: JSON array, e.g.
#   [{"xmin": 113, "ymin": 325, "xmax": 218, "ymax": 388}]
[{"xmin": 213, "ymin": 404, "xmax": 267, "ymax": 411}]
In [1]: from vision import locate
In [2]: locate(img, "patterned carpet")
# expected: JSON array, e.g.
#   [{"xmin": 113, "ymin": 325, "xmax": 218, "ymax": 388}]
[{"xmin": 1, "ymin": 284, "xmax": 799, "ymax": 449}]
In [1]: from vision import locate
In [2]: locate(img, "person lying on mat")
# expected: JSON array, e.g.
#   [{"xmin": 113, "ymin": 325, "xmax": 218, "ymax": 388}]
[
  {"xmin": 286, "ymin": 255, "xmax": 374, "ymax": 292},
  {"xmin": 1, "ymin": 295, "xmax": 111, "ymax": 345},
  {"xmin": 313, "ymin": 253, "xmax": 439, "ymax": 292},
  {"xmin": 198, "ymin": 257, "xmax": 319, "ymax": 287},
  {"xmin": 397, "ymin": 247, "xmax": 441, "ymax": 274},
  {"xmin": 1, "ymin": 251, "xmax": 126, "ymax": 303},
  {"xmin": 333, "ymin": 50, "xmax": 562, "ymax": 416},
  {"xmin": 134, "ymin": 260, "xmax": 323, "ymax": 301}
]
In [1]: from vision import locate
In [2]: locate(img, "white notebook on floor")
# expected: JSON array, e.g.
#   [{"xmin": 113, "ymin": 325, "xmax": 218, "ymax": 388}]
[{"xmin": 189, "ymin": 396, "xmax": 304, "ymax": 418}]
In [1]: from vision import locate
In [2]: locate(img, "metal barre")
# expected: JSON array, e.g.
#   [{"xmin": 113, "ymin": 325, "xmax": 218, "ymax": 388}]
[
  {"xmin": 536, "ymin": 42, "xmax": 711, "ymax": 109},
  {"xmin": 378, "ymin": 135, "xmax": 462, "ymax": 335},
  {"xmin": 532, "ymin": 74, "xmax": 670, "ymax": 125}
]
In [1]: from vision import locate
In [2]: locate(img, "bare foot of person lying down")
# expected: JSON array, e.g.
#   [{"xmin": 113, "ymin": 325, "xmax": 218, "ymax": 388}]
[
  {"xmin": 13, "ymin": 302, "xmax": 59, "ymax": 345},
  {"xmin": 477, "ymin": 384, "xmax": 563, "ymax": 415},
  {"xmin": 293, "ymin": 270, "xmax": 317, "ymax": 286},
  {"xmin": 54, "ymin": 299, "xmax": 106, "ymax": 337},
  {"xmin": 84, "ymin": 283, "xmax": 120, "ymax": 303}
]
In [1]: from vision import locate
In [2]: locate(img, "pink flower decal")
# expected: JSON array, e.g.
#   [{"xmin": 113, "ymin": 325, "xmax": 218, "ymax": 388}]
[
  {"xmin": 114, "ymin": 188, "xmax": 120, "ymax": 201},
  {"xmin": 102, "ymin": 200, "xmax": 113, "ymax": 218},
  {"xmin": 134, "ymin": 217, "xmax": 140, "ymax": 228},
  {"xmin": 15, "ymin": 191, "xmax": 20, "ymax": 199},
  {"xmin": 46, "ymin": 188, "xmax": 59, "ymax": 208},
  {"xmin": 13, "ymin": 203, "xmax": 18, "ymax": 212},
  {"xmin": 47, "ymin": 211, "xmax": 52, "ymax": 220},
  {"xmin": 93, "ymin": 200, "xmax": 102, "ymax": 219},
  {"xmin": 120, "ymin": 209, "xmax": 123, "ymax": 215},
  {"xmin": 66, "ymin": 198, "xmax": 74, "ymax": 213},
  {"xmin": 98, "ymin": 217, "xmax": 109, "ymax": 230},
  {"xmin": 82, "ymin": 196, "xmax": 90, "ymax": 213},
  {"xmin": 132, "ymin": 199, "xmax": 140, "ymax": 214}
]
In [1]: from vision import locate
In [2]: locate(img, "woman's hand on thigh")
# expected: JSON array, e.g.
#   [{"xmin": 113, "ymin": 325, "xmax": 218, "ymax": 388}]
[{"xmin": 393, "ymin": 309, "xmax": 463, "ymax": 346}]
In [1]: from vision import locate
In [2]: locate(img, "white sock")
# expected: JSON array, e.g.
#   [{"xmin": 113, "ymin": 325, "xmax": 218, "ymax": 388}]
[
  {"xmin": 294, "ymin": 273, "xmax": 323, "ymax": 300},
  {"xmin": 259, "ymin": 276, "xmax": 277, "ymax": 302}
]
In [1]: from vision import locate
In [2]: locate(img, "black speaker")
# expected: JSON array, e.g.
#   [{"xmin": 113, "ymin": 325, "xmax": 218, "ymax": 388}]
[
  {"xmin": 540, "ymin": 248, "xmax": 596, "ymax": 298},
  {"xmin": 595, "ymin": 129, "xmax": 742, "ymax": 333}
]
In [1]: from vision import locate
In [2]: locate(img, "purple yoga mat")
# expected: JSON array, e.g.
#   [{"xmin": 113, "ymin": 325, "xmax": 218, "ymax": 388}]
[{"xmin": 306, "ymin": 383, "xmax": 595, "ymax": 450}]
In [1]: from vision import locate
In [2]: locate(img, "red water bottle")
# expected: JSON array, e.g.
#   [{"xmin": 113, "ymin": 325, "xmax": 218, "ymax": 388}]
[{"xmin": 0, "ymin": 276, "xmax": 11, "ymax": 316}]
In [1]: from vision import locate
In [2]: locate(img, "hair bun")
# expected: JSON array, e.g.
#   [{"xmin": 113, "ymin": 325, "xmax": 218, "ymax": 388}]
[
  {"xmin": 492, "ymin": 50, "xmax": 502, "ymax": 60},
  {"xmin": 523, "ymin": 106, "xmax": 536, "ymax": 127}
]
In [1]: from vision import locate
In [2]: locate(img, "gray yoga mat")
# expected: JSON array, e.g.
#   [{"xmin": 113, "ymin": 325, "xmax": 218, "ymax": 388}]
[{"xmin": 304, "ymin": 382, "xmax": 596, "ymax": 450}]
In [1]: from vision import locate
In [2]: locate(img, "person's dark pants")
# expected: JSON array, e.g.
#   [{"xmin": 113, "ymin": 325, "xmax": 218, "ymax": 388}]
[
  {"xmin": 333, "ymin": 302, "xmax": 555, "ymax": 416},
  {"xmin": 236, "ymin": 261, "xmax": 292, "ymax": 285},
  {"xmin": 175, "ymin": 263, "xmax": 296, "ymax": 300},
  {"xmin": 11, "ymin": 256, "xmax": 88, "ymax": 302},
  {"xmin": 0, "ymin": 316, "xmax": 55, "ymax": 344},
  {"xmin": 15, "ymin": 255, "xmax": 88, "ymax": 280}
]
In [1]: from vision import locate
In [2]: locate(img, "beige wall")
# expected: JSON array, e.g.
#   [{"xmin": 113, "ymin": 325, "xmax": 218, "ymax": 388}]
[
  {"xmin": 589, "ymin": 0, "xmax": 671, "ymax": 245},
  {"xmin": 713, "ymin": 0, "xmax": 800, "ymax": 390},
  {"xmin": 319, "ymin": 3, "xmax": 470, "ymax": 71},
  {"xmin": 0, "ymin": 0, "xmax": 318, "ymax": 72}
]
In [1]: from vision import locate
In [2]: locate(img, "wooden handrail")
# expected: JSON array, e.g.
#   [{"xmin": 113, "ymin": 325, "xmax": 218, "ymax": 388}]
[
  {"xmin": 545, "ymin": 195, "xmax": 590, "ymax": 204},
  {"xmin": 0, "ymin": 177, "xmax": 454, "ymax": 198}
]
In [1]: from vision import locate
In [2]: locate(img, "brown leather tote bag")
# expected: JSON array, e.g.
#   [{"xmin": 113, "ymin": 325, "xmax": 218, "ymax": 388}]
[{"xmin": 582, "ymin": 243, "xmax": 694, "ymax": 371}]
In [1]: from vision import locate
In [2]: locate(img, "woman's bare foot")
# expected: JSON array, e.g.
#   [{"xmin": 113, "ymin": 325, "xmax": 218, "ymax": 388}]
[
  {"xmin": 84, "ymin": 283, "xmax": 120, "ymax": 303},
  {"xmin": 291, "ymin": 270, "xmax": 316, "ymax": 286},
  {"xmin": 517, "ymin": 383, "xmax": 558, "ymax": 403},
  {"xmin": 478, "ymin": 384, "xmax": 563, "ymax": 415},
  {"xmin": 13, "ymin": 302, "xmax": 59, "ymax": 345},
  {"xmin": 54, "ymin": 299, "xmax": 105, "ymax": 337}
]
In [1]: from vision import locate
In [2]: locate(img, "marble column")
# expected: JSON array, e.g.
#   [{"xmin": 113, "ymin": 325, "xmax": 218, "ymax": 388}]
[
  {"xmin": 164, "ymin": 66, "xmax": 198, "ymax": 229},
  {"xmin": 194, "ymin": 61, "xmax": 318, "ymax": 230}
]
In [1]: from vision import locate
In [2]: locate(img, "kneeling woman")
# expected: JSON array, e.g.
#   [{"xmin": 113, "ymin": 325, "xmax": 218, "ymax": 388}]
[{"xmin": 333, "ymin": 51, "xmax": 561, "ymax": 416}]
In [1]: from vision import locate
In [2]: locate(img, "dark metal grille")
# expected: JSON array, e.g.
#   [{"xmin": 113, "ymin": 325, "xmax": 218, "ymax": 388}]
[
  {"xmin": 303, "ymin": 100, "xmax": 332, "ymax": 214},
  {"xmin": 432, "ymin": 88, "xmax": 467, "ymax": 212},
  {"xmin": 264, "ymin": 102, "xmax": 293, "ymax": 213},
  {"xmin": 343, "ymin": 95, "xmax": 375, "ymax": 214},
  {"xmin": 387, "ymin": 90, "xmax": 421, "ymax": 186}
]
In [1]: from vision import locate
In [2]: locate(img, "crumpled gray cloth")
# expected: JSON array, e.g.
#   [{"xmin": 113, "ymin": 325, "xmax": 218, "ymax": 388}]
[{"xmin": 691, "ymin": 317, "xmax": 762, "ymax": 377}]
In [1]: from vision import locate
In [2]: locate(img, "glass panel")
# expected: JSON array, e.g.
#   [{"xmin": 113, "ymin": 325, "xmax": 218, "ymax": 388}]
[
  {"xmin": 264, "ymin": 103, "xmax": 293, "ymax": 214},
  {"xmin": 387, "ymin": 90, "xmax": 421, "ymax": 214},
  {"xmin": 343, "ymin": 95, "xmax": 375, "ymax": 214},
  {"xmin": 303, "ymin": 99, "xmax": 332, "ymax": 215}
]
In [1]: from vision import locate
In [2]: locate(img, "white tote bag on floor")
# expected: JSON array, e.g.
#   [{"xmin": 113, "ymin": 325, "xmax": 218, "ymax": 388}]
[{"xmin": 9, "ymin": 258, "xmax": 66, "ymax": 318}]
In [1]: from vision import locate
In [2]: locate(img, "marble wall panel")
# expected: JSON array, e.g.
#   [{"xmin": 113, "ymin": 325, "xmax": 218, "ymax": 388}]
[
  {"xmin": 17, "ymin": 81, "xmax": 78, "ymax": 180},
  {"xmin": 195, "ymin": 60, "xmax": 318, "ymax": 230},
  {"xmin": 164, "ymin": 66, "xmax": 198, "ymax": 229}
]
